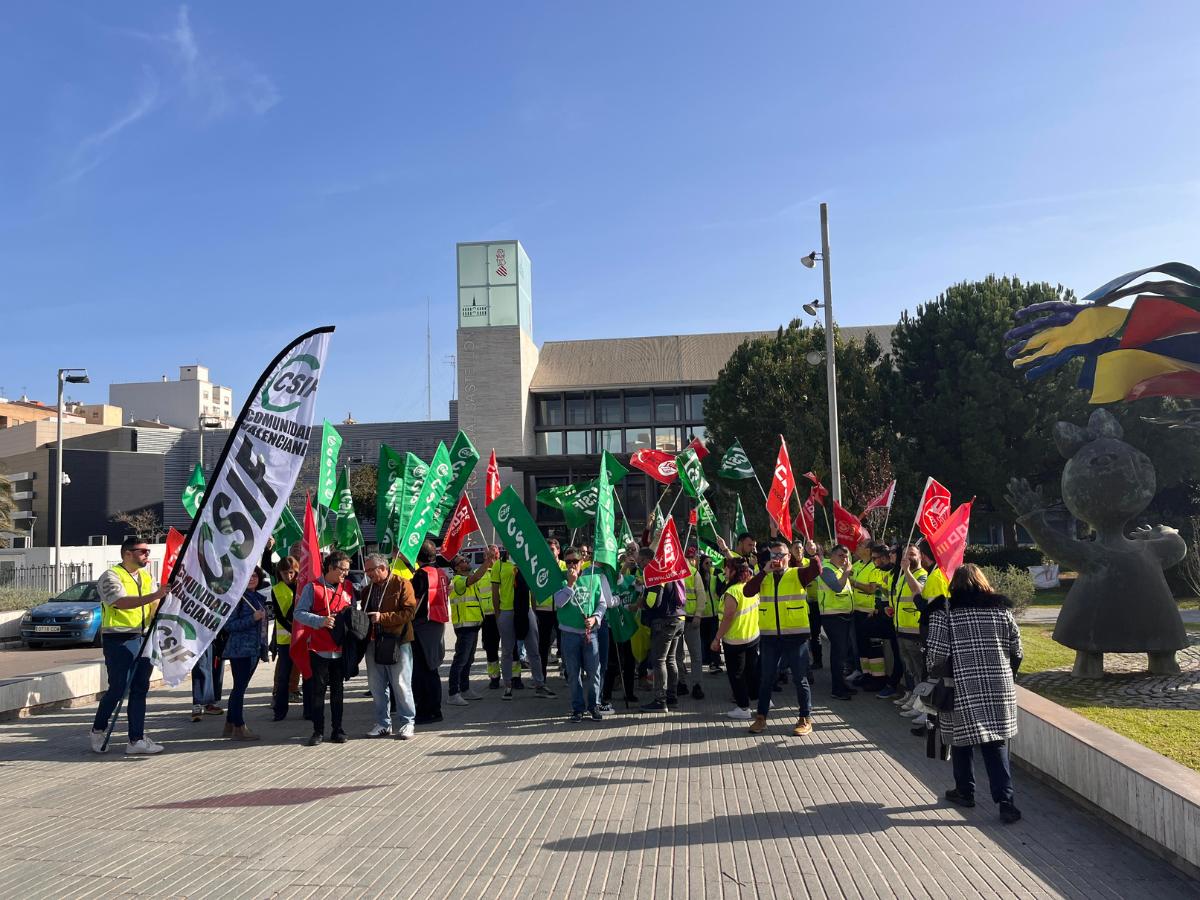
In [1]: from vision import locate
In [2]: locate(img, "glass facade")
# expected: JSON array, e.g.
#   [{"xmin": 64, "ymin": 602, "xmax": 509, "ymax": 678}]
[{"xmin": 531, "ymin": 388, "xmax": 710, "ymax": 456}]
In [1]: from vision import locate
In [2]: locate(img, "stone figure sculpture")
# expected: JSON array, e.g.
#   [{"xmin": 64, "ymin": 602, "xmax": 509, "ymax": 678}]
[{"xmin": 1006, "ymin": 409, "xmax": 1187, "ymax": 677}]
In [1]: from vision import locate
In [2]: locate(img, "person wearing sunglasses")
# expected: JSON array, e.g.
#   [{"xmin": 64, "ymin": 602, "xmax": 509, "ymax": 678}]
[{"xmin": 89, "ymin": 536, "xmax": 171, "ymax": 755}]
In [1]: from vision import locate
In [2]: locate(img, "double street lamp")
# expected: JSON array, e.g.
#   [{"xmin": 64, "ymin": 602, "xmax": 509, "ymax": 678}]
[
  {"xmin": 54, "ymin": 367, "xmax": 90, "ymax": 592},
  {"xmin": 801, "ymin": 202, "xmax": 842, "ymax": 505},
  {"xmin": 197, "ymin": 415, "xmax": 223, "ymax": 476}
]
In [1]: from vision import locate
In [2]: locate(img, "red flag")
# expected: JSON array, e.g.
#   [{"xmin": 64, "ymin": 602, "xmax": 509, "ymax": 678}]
[
  {"xmin": 485, "ymin": 450, "xmax": 501, "ymax": 505},
  {"xmin": 643, "ymin": 518, "xmax": 692, "ymax": 587},
  {"xmin": 766, "ymin": 437, "xmax": 795, "ymax": 542},
  {"xmin": 860, "ymin": 479, "xmax": 896, "ymax": 517},
  {"xmin": 688, "ymin": 436, "xmax": 709, "ymax": 460},
  {"xmin": 832, "ymin": 501, "xmax": 864, "ymax": 552},
  {"xmin": 687, "ymin": 507, "xmax": 697, "ymax": 526},
  {"xmin": 802, "ymin": 471, "xmax": 829, "ymax": 504},
  {"xmin": 916, "ymin": 477, "xmax": 952, "ymax": 540},
  {"xmin": 629, "ymin": 448, "xmax": 678, "ymax": 484},
  {"xmin": 289, "ymin": 494, "xmax": 323, "ymax": 680},
  {"xmin": 440, "ymin": 493, "xmax": 480, "ymax": 560},
  {"xmin": 793, "ymin": 493, "xmax": 815, "ymax": 541},
  {"xmin": 160, "ymin": 527, "xmax": 185, "ymax": 586},
  {"xmin": 928, "ymin": 500, "xmax": 973, "ymax": 582}
]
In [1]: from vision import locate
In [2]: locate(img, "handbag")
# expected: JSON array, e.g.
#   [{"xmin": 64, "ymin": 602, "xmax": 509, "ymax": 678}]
[
  {"xmin": 374, "ymin": 632, "xmax": 403, "ymax": 665},
  {"xmin": 930, "ymin": 676, "xmax": 955, "ymax": 713}
]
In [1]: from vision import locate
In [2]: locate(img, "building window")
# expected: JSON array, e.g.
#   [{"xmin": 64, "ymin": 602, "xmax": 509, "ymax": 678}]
[
  {"xmin": 533, "ymin": 476, "xmax": 567, "ymax": 524},
  {"xmin": 536, "ymin": 432, "xmax": 563, "ymax": 455},
  {"xmin": 536, "ymin": 396, "xmax": 564, "ymax": 427},
  {"xmin": 565, "ymin": 393, "xmax": 591, "ymax": 425},
  {"xmin": 596, "ymin": 429, "xmax": 623, "ymax": 453},
  {"xmin": 624, "ymin": 427, "xmax": 651, "ymax": 452},
  {"xmin": 654, "ymin": 390, "xmax": 679, "ymax": 422},
  {"xmin": 624, "ymin": 392, "xmax": 650, "ymax": 423},
  {"xmin": 653, "ymin": 427, "xmax": 680, "ymax": 453},
  {"xmin": 688, "ymin": 425, "xmax": 707, "ymax": 444},
  {"xmin": 688, "ymin": 389, "xmax": 709, "ymax": 421},
  {"xmin": 565, "ymin": 430, "xmax": 589, "ymax": 454},
  {"xmin": 621, "ymin": 480, "xmax": 648, "ymax": 524},
  {"xmin": 596, "ymin": 393, "xmax": 622, "ymax": 424}
]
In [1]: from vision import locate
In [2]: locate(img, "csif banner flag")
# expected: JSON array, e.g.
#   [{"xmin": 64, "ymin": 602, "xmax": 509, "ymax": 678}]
[
  {"xmin": 928, "ymin": 499, "xmax": 973, "ymax": 581},
  {"xmin": 148, "ymin": 326, "xmax": 333, "ymax": 686},
  {"xmin": 676, "ymin": 447, "xmax": 709, "ymax": 498},
  {"xmin": 734, "ymin": 494, "xmax": 748, "ymax": 538},
  {"xmin": 431, "ymin": 431, "xmax": 480, "ymax": 536},
  {"xmin": 181, "ymin": 463, "xmax": 206, "ymax": 519},
  {"xmin": 440, "ymin": 492, "xmax": 481, "ymax": 560},
  {"xmin": 316, "ymin": 420, "xmax": 342, "ymax": 507},
  {"xmin": 398, "ymin": 442, "xmax": 452, "ymax": 565},
  {"xmin": 718, "ymin": 441, "xmax": 756, "ymax": 480},
  {"xmin": 630, "ymin": 448, "xmax": 678, "ymax": 484},
  {"xmin": 766, "ymin": 436, "xmax": 795, "ymax": 541},
  {"xmin": 916, "ymin": 477, "xmax": 953, "ymax": 540},
  {"xmin": 486, "ymin": 485, "xmax": 566, "ymax": 603},
  {"xmin": 643, "ymin": 517, "xmax": 691, "ymax": 587},
  {"xmin": 333, "ymin": 468, "xmax": 363, "ymax": 554},
  {"xmin": 593, "ymin": 450, "xmax": 619, "ymax": 576},
  {"xmin": 375, "ymin": 444, "xmax": 406, "ymax": 554}
]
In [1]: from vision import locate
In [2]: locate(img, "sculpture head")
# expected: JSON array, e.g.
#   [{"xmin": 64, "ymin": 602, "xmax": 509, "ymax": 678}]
[{"xmin": 1056, "ymin": 409, "xmax": 1154, "ymax": 527}]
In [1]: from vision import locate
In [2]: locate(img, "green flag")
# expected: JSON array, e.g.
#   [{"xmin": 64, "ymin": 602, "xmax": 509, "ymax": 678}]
[
  {"xmin": 718, "ymin": 441, "xmax": 756, "ymax": 480},
  {"xmin": 318, "ymin": 506, "xmax": 337, "ymax": 550},
  {"xmin": 676, "ymin": 447, "xmax": 709, "ymax": 498},
  {"xmin": 538, "ymin": 480, "xmax": 600, "ymax": 529},
  {"xmin": 333, "ymin": 468, "xmax": 363, "ymax": 554},
  {"xmin": 485, "ymin": 485, "xmax": 566, "ymax": 603},
  {"xmin": 601, "ymin": 452, "xmax": 629, "ymax": 486},
  {"xmin": 317, "ymin": 420, "xmax": 343, "ymax": 507},
  {"xmin": 593, "ymin": 451, "xmax": 619, "ymax": 575},
  {"xmin": 618, "ymin": 515, "xmax": 635, "ymax": 549},
  {"xmin": 735, "ymin": 495, "xmax": 748, "ymax": 538},
  {"xmin": 396, "ymin": 451, "xmax": 430, "ymax": 539},
  {"xmin": 398, "ymin": 442, "xmax": 452, "ymax": 564},
  {"xmin": 697, "ymin": 540, "xmax": 724, "ymax": 565},
  {"xmin": 695, "ymin": 495, "xmax": 722, "ymax": 549},
  {"xmin": 272, "ymin": 505, "xmax": 304, "ymax": 553},
  {"xmin": 376, "ymin": 444, "xmax": 406, "ymax": 554},
  {"xmin": 431, "ymin": 431, "xmax": 480, "ymax": 535},
  {"xmin": 182, "ymin": 463, "xmax": 206, "ymax": 518}
]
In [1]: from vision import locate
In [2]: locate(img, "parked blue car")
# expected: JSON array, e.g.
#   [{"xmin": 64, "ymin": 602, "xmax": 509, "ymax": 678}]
[{"xmin": 20, "ymin": 581, "xmax": 102, "ymax": 647}]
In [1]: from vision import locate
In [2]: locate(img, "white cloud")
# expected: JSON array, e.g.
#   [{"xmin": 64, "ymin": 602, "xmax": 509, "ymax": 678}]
[
  {"xmin": 61, "ymin": 67, "xmax": 159, "ymax": 184},
  {"xmin": 167, "ymin": 5, "xmax": 280, "ymax": 120}
]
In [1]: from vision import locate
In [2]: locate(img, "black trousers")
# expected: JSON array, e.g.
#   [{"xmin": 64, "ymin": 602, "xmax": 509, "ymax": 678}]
[
  {"xmin": 602, "ymin": 630, "xmax": 636, "ymax": 702},
  {"xmin": 272, "ymin": 650, "xmax": 294, "ymax": 719},
  {"xmin": 411, "ymin": 643, "xmax": 442, "ymax": 719},
  {"xmin": 700, "ymin": 617, "xmax": 722, "ymax": 667},
  {"xmin": 723, "ymin": 640, "xmax": 760, "ymax": 709},
  {"xmin": 303, "ymin": 652, "xmax": 344, "ymax": 736},
  {"xmin": 535, "ymin": 609, "xmax": 558, "ymax": 682},
  {"xmin": 807, "ymin": 600, "xmax": 823, "ymax": 666},
  {"xmin": 481, "ymin": 614, "xmax": 500, "ymax": 666}
]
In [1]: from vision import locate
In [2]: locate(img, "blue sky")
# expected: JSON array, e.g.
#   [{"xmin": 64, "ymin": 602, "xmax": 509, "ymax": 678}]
[{"xmin": 4, "ymin": 2, "xmax": 1200, "ymax": 424}]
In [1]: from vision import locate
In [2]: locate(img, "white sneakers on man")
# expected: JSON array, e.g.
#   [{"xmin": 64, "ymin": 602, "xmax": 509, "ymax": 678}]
[
  {"xmin": 893, "ymin": 691, "xmax": 912, "ymax": 706},
  {"xmin": 899, "ymin": 694, "xmax": 917, "ymax": 712},
  {"xmin": 365, "ymin": 725, "xmax": 391, "ymax": 738},
  {"xmin": 462, "ymin": 689, "xmax": 483, "ymax": 701},
  {"xmin": 89, "ymin": 729, "xmax": 107, "ymax": 754},
  {"xmin": 125, "ymin": 737, "xmax": 164, "ymax": 755},
  {"xmin": 396, "ymin": 723, "xmax": 415, "ymax": 740},
  {"xmin": 726, "ymin": 706, "xmax": 752, "ymax": 720},
  {"xmin": 447, "ymin": 694, "xmax": 470, "ymax": 707}
]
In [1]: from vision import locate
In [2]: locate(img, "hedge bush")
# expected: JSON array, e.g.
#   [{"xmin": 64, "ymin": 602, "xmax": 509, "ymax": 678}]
[{"xmin": 963, "ymin": 545, "xmax": 1045, "ymax": 569}]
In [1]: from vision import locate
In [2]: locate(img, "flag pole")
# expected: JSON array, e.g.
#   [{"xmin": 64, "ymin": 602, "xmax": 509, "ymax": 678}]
[
  {"xmin": 880, "ymin": 505, "xmax": 893, "ymax": 545},
  {"xmin": 902, "ymin": 477, "xmax": 932, "ymax": 551},
  {"xmin": 733, "ymin": 436, "xmax": 770, "ymax": 503},
  {"xmin": 820, "ymin": 502, "xmax": 833, "ymax": 544},
  {"xmin": 790, "ymin": 489, "xmax": 812, "ymax": 542}
]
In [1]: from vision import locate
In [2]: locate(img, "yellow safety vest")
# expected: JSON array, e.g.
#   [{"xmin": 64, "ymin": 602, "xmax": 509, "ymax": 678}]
[
  {"xmin": 272, "ymin": 581, "xmax": 294, "ymax": 645},
  {"xmin": 817, "ymin": 563, "xmax": 854, "ymax": 616},
  {"xmin": 851, "ymin": 559, "xmax": 879, "ymax": 613},
  {"xmin": 684, "ymin": 563, "xmax": 698, "ymax": 616},
  {"xmin": 450, "ymin": 574, "xmax": 485, "ymax": 628},
  {"xmin": 722, "ymin": 583, "xmax": 760, "ymax": 645},
  {"xmin": 892, "ymin": 567, "xmax": 928, "ymax": 635},
  {"xmin": 490, "ymin": 560, "xmax": 517, "ymax": 612},
  {"xmin": 757, "ymin": 567, "xmax": 811, "ymax": 637},
  {"xmin": 702, "ymin": 572, "xmax": 723, "ymax": 617},
  {"xmin": 475, "ymin": 573, "xmax": 495, "ymax": 615},
  {"xmin": 100, "ymin": 565, "xmax": 156, "ymax": 634},
  {"xmin": 922, "ymin": 566, "xmax": 950, "ymax": 603}
]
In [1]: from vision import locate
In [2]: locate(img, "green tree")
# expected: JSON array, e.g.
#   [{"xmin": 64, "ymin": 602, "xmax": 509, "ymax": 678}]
[
  {"xmin": 704, "ymin": 320, "xmax": 897, "ymax": 537},
  {"xmin": 0, "ymin": 472, "xmax": 13, "ymax": 546}
]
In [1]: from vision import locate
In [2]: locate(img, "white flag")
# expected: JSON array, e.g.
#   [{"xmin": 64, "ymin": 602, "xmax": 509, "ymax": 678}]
[{"xmin": 148, "ymin": 327, "xmax": 334, "ymax": 685}]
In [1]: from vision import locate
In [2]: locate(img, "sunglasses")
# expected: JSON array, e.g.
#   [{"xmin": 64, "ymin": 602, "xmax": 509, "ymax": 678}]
[
  {"xmin": 564, "ymin": 558, "xmax": 581, "ymax": 565},
  {"xmin": 769, "ymin": 551, "xmax": 788, "ymax": 559},
  {"xmin": 131, "ymin": 548, "xmax": 151, "ymax": 555}
]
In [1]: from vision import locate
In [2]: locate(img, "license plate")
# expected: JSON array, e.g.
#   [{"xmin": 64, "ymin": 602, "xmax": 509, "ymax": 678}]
[{"xmin": 34, "ymin": 625, "xmax": 61, "ymax": 633}]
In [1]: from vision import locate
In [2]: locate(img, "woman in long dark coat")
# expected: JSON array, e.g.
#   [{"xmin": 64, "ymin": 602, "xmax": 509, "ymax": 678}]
[{"xmin": 926, "ymin": 564, "xmax": 1024, "ymax": 823}]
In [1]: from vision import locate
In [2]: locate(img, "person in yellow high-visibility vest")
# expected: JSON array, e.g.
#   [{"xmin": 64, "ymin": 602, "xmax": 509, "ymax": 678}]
[
  {"xmin": 90, "ymin": 536, "xmax": 170, "ymax": 755},
  {"xmin": 269, "ymin": 556, "xmax": 300, "ymax": 722},
  {"xmin": 447, "ymin": 547, "xmax": 498, "ymax": 706},
  {"xmin": 674, "ymin": 547, "xmax": 706, "ymax": 700},
  {"xmin": 892, "ymin": 544, "xmax": 928, "ymax": 706},
  {"xmin": 849, "ymin": 542, "xmax": 886, "ymax": 688},
  {"xmin": 710, "ymin": 556, "xmax": 760, "ymax": 720},
  {"xmin": 816, "ymin": 545, "xmax": 856, "ymax": 701}
]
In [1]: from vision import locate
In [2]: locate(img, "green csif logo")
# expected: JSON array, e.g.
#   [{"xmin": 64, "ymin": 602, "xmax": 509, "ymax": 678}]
[{"xmin": 261, "ymin": 353, "xmax": 322, "ymax": 413}]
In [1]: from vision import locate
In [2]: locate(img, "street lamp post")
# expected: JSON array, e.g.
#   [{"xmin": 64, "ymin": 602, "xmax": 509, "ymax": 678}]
[
  {"xmin": 801, "ymin": 202, "xmax": 842, "ymax": 505},
  {"xmin": 54, "ymin": 367, "xmax": 90, "ymax": 593},
  {"xmin": 197, "ymin": 415, "xmax": 222, "ymax": 475}
]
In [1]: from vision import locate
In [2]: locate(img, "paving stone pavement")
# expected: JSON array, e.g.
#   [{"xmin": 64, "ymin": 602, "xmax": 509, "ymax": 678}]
[
  {"xmin": 0, "ymin": 661, "xmax": 1196, "ymax": 899},
  {"xmin": 1018, "ymin": 633, "xmax": 1200, "ymax": 709}
]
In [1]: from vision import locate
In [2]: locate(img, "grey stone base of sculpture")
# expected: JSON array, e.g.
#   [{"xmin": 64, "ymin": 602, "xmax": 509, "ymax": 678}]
[{"xmin": 1070, "ymin": 650, "xmax": 1180, "ymax": 678}]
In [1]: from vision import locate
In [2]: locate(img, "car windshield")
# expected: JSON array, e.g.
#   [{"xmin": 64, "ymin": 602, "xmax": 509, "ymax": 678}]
[{"xmin": 52, "ymin": 582, "xmax": 99, "ymax": 602}]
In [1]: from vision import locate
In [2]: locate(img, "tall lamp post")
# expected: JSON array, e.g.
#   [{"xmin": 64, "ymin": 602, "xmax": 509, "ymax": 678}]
[
  {"xmin": 801, "ymin": 202, "xmax": 841, "ymax": 504},
  {"xmin": 55, "ymin": 367, "xmax": 90, "ymax": 592},
  {"xmin": 197, "ymin": 415, "xmax": 223, "ymax": 475}
]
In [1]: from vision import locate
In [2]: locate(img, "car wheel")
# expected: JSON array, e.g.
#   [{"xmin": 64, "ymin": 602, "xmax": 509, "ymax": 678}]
[{"xmin": 26, "ymin": 641, "xmax": 44, "ymax": 649}]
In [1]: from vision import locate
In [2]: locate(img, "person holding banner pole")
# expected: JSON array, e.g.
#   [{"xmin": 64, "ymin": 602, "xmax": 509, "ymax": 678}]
[{"xmin": 89, "ymin": 536, "xmax": 170, "ymax": 755}]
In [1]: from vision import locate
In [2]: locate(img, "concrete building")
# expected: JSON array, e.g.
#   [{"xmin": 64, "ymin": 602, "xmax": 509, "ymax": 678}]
[
  {"xmin": 453, "ymin": 239, "xmax": 892, "ymax": 536},
  {"xmin": 0, "ymin": 397, "xmax": 82, "ymax": 429},
  {"xmin": 109, "ymin": 365, "xmax": 234, "ymax": 430},
  {"xmin": 76, "ymin": 404, "xmax": 123, "ymax": 426}
]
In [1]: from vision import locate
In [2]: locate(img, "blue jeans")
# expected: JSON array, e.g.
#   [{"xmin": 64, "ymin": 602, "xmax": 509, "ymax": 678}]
[
  {"xmin": 952, "ymin": 741, "xmax": 1015, "ymax": 803},
  {"xmin": 757, "ymin": 635, "xmax": 812, "ymax": 718},
  {"xmin": 93, "ymin": 633, "xmax": 153, "ymax": 742},
  {"xmin": 226, "ymin": 656, "xmax": 258, "ymax": 726},
  {"xmin": 191, "ymin": 644, "xmax": 215, "ymax": 706},
  {"xmin": 367, "ymin": 641, "xmax": 415, "ymax": 730},
  {"xmin": 448, "ymin": 626, "xmax": 481, "ymax": 695},
  {"xmin": 596, "ymin": 620, "xmax": 610, "ymax": 690},
  {"xmin": 561, "ymin": 630, "xmax": 601, "ymax": 714}
]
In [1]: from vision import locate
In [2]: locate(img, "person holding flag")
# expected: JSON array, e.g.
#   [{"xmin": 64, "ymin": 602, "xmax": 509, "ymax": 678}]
[
  {"xmin": 553, "ymin": 547, "xmax": 611, "ymax": 722},
  {"xmin": 447, "ymin": 547, "xmax": 499, "ymax": 707},
  {"xmin": 891, "ymin": 544, "xmax": 928, "ymax": 708}
]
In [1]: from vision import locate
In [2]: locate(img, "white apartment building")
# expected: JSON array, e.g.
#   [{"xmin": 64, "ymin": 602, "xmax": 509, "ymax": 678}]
[{"xmin": 109, "ymin": 365, "xmax": 234, "ymax": 430}]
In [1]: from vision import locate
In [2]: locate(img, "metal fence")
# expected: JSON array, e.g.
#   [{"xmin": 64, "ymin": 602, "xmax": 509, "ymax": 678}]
[{"xmin": 0, "ymin": 562, "xmax": 95, "ymax": 592}]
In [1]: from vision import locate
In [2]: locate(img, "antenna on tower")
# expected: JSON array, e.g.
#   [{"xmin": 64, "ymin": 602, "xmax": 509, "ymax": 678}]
[{"xmin": 426, "ymin": 296, "xmax": 432, "ymax": 421}]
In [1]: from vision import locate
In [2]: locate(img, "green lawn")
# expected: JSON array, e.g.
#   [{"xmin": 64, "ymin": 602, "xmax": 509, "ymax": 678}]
[
  {"xmin": 1029, "ymin": 588, "xmax": 1199, "ymax": 609},
  {"xmin": 1019, "ymin": 624, "xmax": 1200, "ymax": 773}
]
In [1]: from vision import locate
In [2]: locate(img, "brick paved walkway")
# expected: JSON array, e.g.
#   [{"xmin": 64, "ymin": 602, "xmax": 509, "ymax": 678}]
[{"xmin": 0, "ymin": 662, "xmax": 1195, "ymax": 898}]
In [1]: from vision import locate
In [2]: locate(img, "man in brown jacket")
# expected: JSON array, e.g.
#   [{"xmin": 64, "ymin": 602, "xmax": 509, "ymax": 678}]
[{"xmin": 361, "ymin": 553, "xmax": 419, "ymax": 739}]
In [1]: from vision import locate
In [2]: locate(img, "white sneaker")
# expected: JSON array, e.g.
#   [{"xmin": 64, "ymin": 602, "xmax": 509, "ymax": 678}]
[
  {"xmin": 447, "ymin": 694, "xmax": 470, "ymax": 707},
  {"xmin": 462, "ymin": 689, "xmax": 483, "ymax": 701},
  {"xmin": 900, "ymin": 706, "xmax": 922, "ymax": 718},
  {"xmin": 89, "ymin": 729, "xmax": 107, "ymax": 754},
  {"xmin": 849, "ymin": 670, "xmax": 864, "ymax": 683},
  {"xmin": 396, "ymin": 723, "xmax": 415, "ymax": 740},
  {"xmin": 911, "ymin": 712, "xmax": 928, "ymax": 727},
  {"xmin": 365, "ymin": 725, "xmax": 391, "ymax": 737},
  {"xmin": 126, "ymin": 737, "xmax": 164, "ymax": 756},
  {"xmin": 893, "ymin": 691, "xmax": 911, "ymax": 706},
  {"xmin": 900, "ymin": 696, "xmax": 917, "ymax": 712},
  {"xmin": 726, "ymin": 706, "xmax": 752, "ymax": 720}
]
